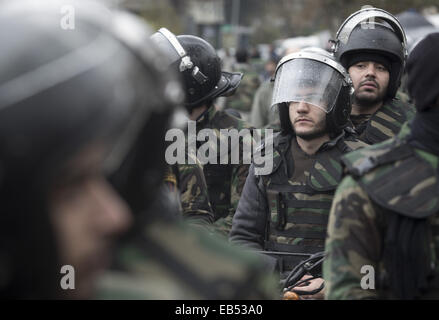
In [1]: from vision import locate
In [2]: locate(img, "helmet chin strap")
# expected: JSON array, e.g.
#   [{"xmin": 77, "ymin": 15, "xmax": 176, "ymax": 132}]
[{"xmin": 158, "ymin": 28, "xmax": 208, "ymax": 84}]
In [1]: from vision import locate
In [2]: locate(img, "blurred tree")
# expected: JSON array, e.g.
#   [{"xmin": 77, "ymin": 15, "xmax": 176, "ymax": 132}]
[{"xmin": 122, "ymin": 0, "xmax": 184, "ymax": 33}]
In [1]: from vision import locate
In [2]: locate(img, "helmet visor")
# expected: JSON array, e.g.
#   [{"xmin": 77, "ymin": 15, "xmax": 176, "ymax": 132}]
[
  {"xmin": 150, "ymin": 30, "xmax": 181, "ymax": 67},
  {"xmin": 272, "ymin": 59, "xmax": 344, "ymax": 113}
]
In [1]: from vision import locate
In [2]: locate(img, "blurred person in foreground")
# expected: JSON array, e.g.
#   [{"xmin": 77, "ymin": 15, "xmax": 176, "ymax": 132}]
[
  {"xmin": 0, "ymin": 0, "xmax": 278, "ymax": 300},
  {"xmin": 0, "ymin": 0, "xmax": 145, "ymax": 299}
]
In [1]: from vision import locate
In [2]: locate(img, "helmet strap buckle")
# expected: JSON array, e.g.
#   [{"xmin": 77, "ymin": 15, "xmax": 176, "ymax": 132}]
[{"xmin": 192, "ymin": 66, "xmax": 208, "ymax": 84}]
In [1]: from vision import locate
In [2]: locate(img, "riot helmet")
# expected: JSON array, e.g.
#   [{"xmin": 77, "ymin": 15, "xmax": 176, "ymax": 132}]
[
  {"xmin": 272, "ymin": 48, "xmax": 353, "ymax": 135},
  {"xmin": 151, "ymin": 28, "xmax": 242, "ymax": 111},
  {"xmin": 0, "ymin": 0, "xmax": 182, "ymax": 298},
  {"xmin": 331, "ymin": 7, "xmax": 408, "ymax": 100}
]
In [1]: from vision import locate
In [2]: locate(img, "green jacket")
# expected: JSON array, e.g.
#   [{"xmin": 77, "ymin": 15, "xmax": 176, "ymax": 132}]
[
  {"xmin": 224, "ymin": 63, "xmax": 261, "ymax": 121},
  {"xmin": 96, "ymin": 217, "xmax": 279, "ymax": 299},
  {"xmin": 195, "ymin": 106, "xmax": 256, "ymax": 237},
  {"xmin": 324, "ymin": 123, "xmax": 439, "ymax": 299}
]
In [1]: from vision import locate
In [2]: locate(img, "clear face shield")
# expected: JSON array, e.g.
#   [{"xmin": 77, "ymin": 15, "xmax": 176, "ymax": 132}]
[{"xmin": 272, "ymin": 57, "xmax": 345, "ymax": 114}]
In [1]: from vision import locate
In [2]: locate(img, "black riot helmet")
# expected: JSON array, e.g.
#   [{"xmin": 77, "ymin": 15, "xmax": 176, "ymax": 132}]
[
  {"xmin": 0, "ymin": 0, "xmax": 182, "ymax": 298},
  {"xmin": 272, "ymin": 48, "xmax": 353, "ymax": 135},
  {"xmin": 151, "ymin": 28, "xmax": 243, "ymax": 112},
  {"xmin": 331, "ymin": 7, "xmax": 408, "ymax": 100}
]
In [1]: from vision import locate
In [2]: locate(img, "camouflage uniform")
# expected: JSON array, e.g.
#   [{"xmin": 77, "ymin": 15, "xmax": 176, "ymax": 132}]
[
  {"xmin": 223, "ymin": 63, "xmax": 261, "ymax": 122},
  {"xmin": 230, "ymin": 131, "xmax": 367, "ymax": 277},
  {"xmin": 324, "ymin": 123, "xmax": 439, "ymax": 299},
  {"xmin": 96, "ymin": 198, "xmax": 279, "ymax": 299},
  {"xmin": 163, "ymin": 158, "xmax": 214, "ymax": 228},
  {"xmin": 250, "ymin": 79, "xmax": 280, "ymax": 130},
  {"xmin": 193, "ymin": 106, "xmax": 256, "ymax": 238},
  {"xmin": 350, "ymin": 98, "xmax": 415, "ymax": 144}
]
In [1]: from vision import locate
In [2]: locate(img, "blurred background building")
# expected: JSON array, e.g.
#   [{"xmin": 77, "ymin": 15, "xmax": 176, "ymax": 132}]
[{"xmin": 118, "ymin": 0, "xmax": 439, "ymax": 51}]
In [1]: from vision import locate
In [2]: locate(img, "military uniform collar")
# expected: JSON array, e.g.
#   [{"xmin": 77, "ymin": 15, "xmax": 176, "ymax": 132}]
[{"xmin": 196, "ymin": 105, "xmax": 217, "ymax": 126}]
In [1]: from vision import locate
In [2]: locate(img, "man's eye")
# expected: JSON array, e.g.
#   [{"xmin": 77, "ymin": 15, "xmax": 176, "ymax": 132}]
[{"xmin": 356, "ymin": 64, "xmax": 365, "ymax": 69}]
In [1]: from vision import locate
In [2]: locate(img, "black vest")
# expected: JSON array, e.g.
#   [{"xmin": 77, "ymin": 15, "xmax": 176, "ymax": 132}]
[{"xmin": 257, "ymin": 132, "xmax": 364, "ymax": 271}]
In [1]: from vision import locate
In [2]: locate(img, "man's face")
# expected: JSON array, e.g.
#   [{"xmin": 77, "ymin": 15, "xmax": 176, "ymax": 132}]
[
  {"xmin": 348, "ymin": 61, "xmax": 390, "ymax": 108},
  {"xmin": 289, "ymin": 93, "xmax": 327, "ymax": 140},
  {"xmin": 49, "ymin": 144, "xmax": 132, "ymax": 299}
]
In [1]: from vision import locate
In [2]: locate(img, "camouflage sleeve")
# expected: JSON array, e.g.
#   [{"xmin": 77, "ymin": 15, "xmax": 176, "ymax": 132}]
[
  {"xmin": 96, "ymin": 219, "xmax": 280, "ymax": 299},
  {"xmin": 212, "ymin": 123, "xmax": 255, "ymax": 238},
  {"xmin": 323, "ymin": 175, "xmax": 382, "ymax": 300},
  {"xmin": 177, "ymin": 161, "xmax": 215, "ymax": 228},
  {"xmin": 212, "ymin": 162, "xmax": 250, "ymax": 238},
  {"xmin": 163, "ymin": 164, "xmax": 183, "ymax": 214}
]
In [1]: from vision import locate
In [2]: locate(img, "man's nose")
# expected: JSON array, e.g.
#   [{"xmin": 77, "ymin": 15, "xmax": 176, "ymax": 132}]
[
  {"xmin": 296, "ymin": 100, "xmax": 310, "ymax": 112},
  {"xmin": 365, "ymin": 64, "xmax": 377, "ymax": 77},
  {"xmin": 92, "ymin": 179, "xmax": 132, "ymax": 237}
]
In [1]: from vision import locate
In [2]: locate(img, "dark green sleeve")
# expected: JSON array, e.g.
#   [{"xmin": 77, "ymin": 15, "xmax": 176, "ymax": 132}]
[
  {"xmin": 324, "ymin": 176, "xmax": 381, "ymax": 299},
  {"xmin": 177, "ymin": 162, "xmax": 215, "ymax": 227}
]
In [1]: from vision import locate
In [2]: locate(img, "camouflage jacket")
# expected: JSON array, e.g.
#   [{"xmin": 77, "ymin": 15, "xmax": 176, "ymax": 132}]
[
  {"xmin": 163, "ymin": 158, "xmax": 214, "ymax": 228},
  {"xmin": 96, "ymin": 217, "xmax": 279, "ymax": 299},
  {"xmin": 350, "ymin": 98, "xmax": 415, "ymax": 144},
  {"xmin": 230, "ymin": 131, "xmax": 367, "ymax": 275},
  {"xmin": 324, "ymin": 123, "xmax": 439, "ymax": 299},
  {"xmin": 223, "ymin": 63, "xmax": 261, "ymax": 121},
  {"xmin": 194, "ymin": 106, "xmax": 257, "ymax": 237}
]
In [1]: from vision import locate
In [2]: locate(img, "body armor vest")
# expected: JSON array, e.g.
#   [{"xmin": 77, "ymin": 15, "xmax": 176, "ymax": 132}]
[{"xmin": 257, "ymin": 132, "xmax": 363, "ymax": 271}]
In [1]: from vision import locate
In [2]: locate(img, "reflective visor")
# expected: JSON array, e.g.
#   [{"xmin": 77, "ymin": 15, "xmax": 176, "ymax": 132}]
[{"xmin": 272, "ymin": 58, "xmax": 344, "ymax": 113}]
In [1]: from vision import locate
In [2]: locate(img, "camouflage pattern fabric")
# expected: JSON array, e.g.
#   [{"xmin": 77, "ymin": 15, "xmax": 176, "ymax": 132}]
[
  {"xmin": 223, "ymin": 63, "xmax": 261, "ymax": 122},
  {"xmin": 96, "ymin": 218, "xmax": 280, "ymax": 299},
  {"xmin": 395, "ymin": 89, "xmax": 411, "ymax": 104},
  {"xmin": 163, "ymin": 158, "xmax": 214, "ymax": 228},
  {"xmin": 324, "ymin": 123, "xmax": 439, "ymax": 299},
  {"xmin": 351, "ymin": 98, "xmax": 415, "ymax": 144},
  {"xmin": 194, "ymin": 106, "xmax": 258, "ymax": 237},
  {"xmin": 230, "ymin": 130, "xmax": 367, "ymax": 276},
  {"xmin": 262, "ymin": 134, "xmax": 367, "ymax": 264}
]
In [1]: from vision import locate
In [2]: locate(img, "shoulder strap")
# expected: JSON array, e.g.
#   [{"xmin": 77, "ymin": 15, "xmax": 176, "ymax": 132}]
[
  {"xmin": 346, "ymin": 140, "xmax": 439, "ymax": 218},
  {"xmin": 307, "ymin": 141, "xmax": 348, "ymax": 192},
  {"xmin": 342, "ymin": 138, "xmax": 406, "ymax": 177},
  {"xmin": 255, "ymin": 132, "xmax": 291, "ymax": 177}
]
